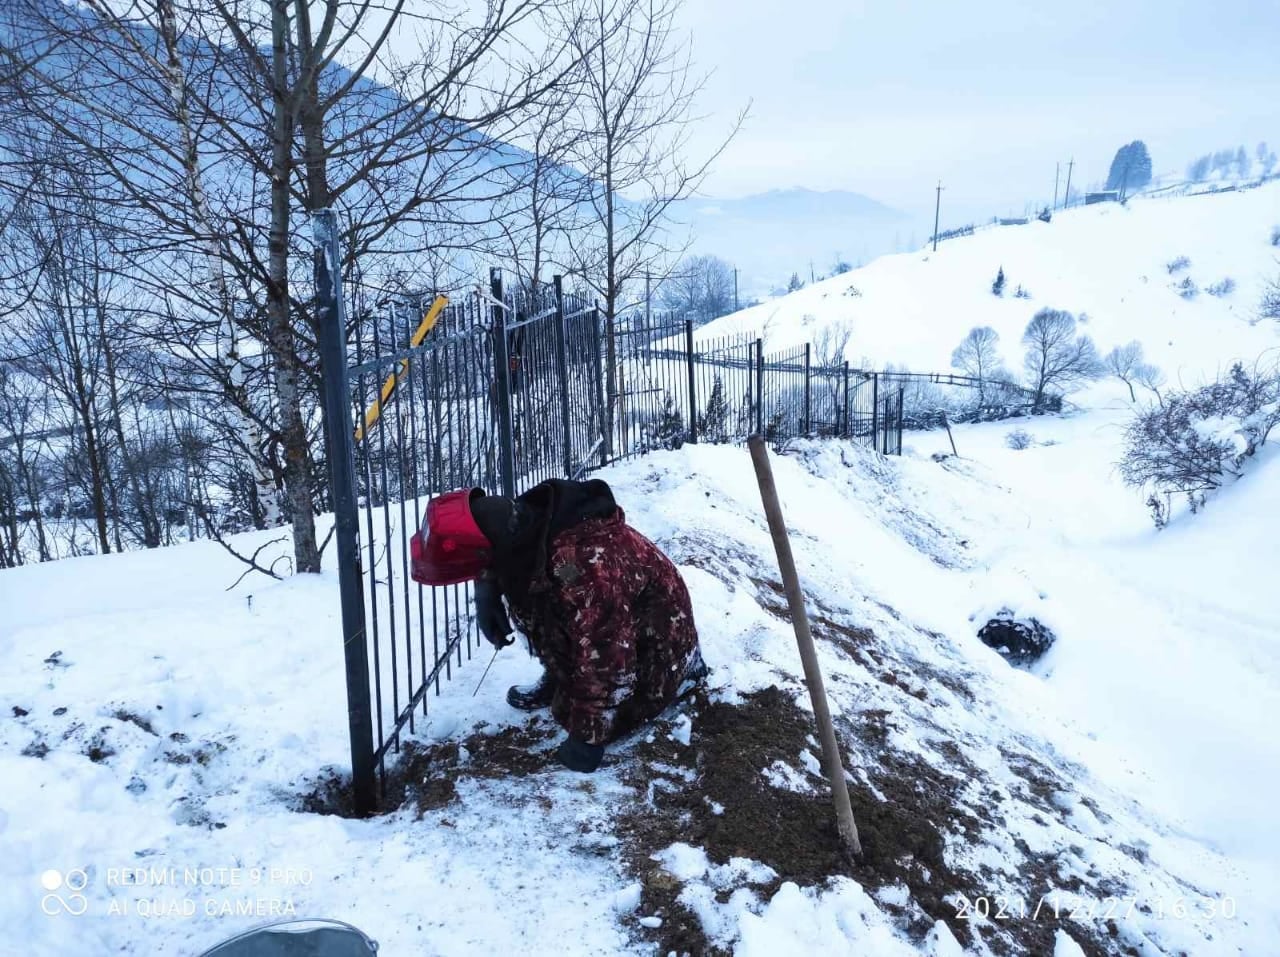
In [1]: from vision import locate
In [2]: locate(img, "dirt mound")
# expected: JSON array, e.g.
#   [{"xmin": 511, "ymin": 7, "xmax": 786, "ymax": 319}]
[{"xmin": 614, "ymin": 686, "xmax": 976, "ymax": 954}]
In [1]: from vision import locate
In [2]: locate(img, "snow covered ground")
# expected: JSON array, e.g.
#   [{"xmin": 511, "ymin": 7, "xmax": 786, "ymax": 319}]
[{"xmin": 3, "ymin": 183, "xmax": 1279, "ymax": 956}]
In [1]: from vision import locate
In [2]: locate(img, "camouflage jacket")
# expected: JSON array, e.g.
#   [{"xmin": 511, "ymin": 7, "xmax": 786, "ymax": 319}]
[{"xmin": 496, "ymin": 480, "xmax": 700, "ymax": 746}]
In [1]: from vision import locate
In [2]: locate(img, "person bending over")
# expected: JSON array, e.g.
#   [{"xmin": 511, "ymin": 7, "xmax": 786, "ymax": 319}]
[{"xmin": 413, "ymin": 478, "xmax": 707, "ymax": 773}]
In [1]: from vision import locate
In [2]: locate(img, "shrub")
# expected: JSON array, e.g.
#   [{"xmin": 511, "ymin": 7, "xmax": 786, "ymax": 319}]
[
  {"xmin": 642, "ymin": 392, "xmax": 685, "ymax": 451},
  {"xmin": 1206, "ymin": 278, "xmax": 1237, "ymax": 297},
  {"xmin": 1013, "ymin": 285, "xmax": 1031, "ymax": 299},
  {"xmin": 1261, "ymin": 275, "xmax": 1280, "ymax": 323},
  {"xmin": 992, "ymin": 267, "xmax": 1006, "ymax": 297},
  {"xmin": 1166, "ymin": 255, "xmax": 1191, "ymax": 274},
  {"xmin": 697, "ymin": 377, "xmax": 729, "ymax": 443},
  {"xmin": 1177, "ymin": 276, "xmax": 1199, "ymax": 300},
  {"xmin": 1005, "ymin": 429, "xmax": 1034, "ymax": 450},
  {"xmin": 1118, "ymin": 360, "xmax": 1280, "ymax": 526},
  {"xmin": 1271, "ymin": 226, "xmax": 1280, "ymax": 247}
]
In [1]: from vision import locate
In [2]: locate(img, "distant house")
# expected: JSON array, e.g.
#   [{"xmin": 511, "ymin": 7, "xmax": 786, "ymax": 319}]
[
  {"xmin": 997, "ymin": 217, "xmax": 1029, "ymax": 226},
  {"xmin": 1085, "ymin": 190, "xmax": 1120, "ymax": 205}
]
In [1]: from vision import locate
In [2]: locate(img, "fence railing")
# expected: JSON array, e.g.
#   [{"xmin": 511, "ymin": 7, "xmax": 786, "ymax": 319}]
[{"xmin": 315, "ymin": 247, "xmax": 933, "ymax": 812}]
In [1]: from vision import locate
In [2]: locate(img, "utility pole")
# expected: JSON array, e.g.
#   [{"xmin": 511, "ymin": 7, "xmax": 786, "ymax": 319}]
[
  {"xmin": 932, "ymin": 181, "xmax": 944, "ymax": 252},
  {"xmin": 644, "ymin": 272, "xmax": 651, "ymax": 329},
  {"xmin": 809, "ymin": 260, "xmax": 815, "ymax": 284},
  {"xmin": 733, "ymin": 267, "xmax": 739, "ymax": 312},
  {"xmin": 1053, "ymin": 161, "xmax": 1060, "ymax": 209},
  {"xmin": 1063, "ymin": 159, "xmax": 1074, "ymax": 208}
]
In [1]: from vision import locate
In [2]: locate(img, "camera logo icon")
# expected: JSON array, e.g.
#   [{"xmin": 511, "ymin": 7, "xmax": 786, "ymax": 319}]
[{"xmin": 40, "ymin": 869, "xmax": 88, "ymax": 917}]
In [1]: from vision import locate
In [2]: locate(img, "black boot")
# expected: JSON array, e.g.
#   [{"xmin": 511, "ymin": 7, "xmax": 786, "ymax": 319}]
[
  {"xmin": 507, "ymin": 670, "xmax": 557, "ymax": 711},
  {"xmin": 676, "ymin": 647, "xmax": 709, "ymax": 698}
]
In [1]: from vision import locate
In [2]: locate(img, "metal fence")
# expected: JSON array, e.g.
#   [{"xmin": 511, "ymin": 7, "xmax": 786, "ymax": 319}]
[{"xmin": 313, "ymin": 234, "xmax": 909, "ymax": 812}]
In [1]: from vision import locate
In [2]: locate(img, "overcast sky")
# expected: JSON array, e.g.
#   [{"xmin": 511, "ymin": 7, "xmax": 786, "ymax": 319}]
[{"xmin": 675, "ymin": 0, "xmax": 1280, "ymax": 224}]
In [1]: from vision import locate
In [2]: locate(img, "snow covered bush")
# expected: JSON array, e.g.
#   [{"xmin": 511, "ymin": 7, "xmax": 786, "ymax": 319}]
[
  {"xmin": 1206, "ymin": 277, "xmax": 1236, "ymax": 297},
  {"xmin": 1177, "ymin": 276, "xmax": 1199, "ymax": 299},
  {"xmin": 1166, "ymin": 255, "xmax": 1191, "ymax": 274},
  {"xmin": 1119, "ymin": 360, "xmax": 1280, "ymax": 525},
  {"xmin": 1013, "ymin": 284, "xmax": 1031, "ymax": 299},
  {"xmin": 991, "ymin": 266, "xmax": 1006, "ymax": 297},
  {"xmin": 641, "ymin": 392, "xmax": 685, "ymax": 451},
  {"xmin": 1260, "ymin": 275, "xmax": 1280, "ymax": 323},
  {"xmin": 1005, "ymin": 429, "xmax": 1034, "ymax": 450},
  {"xmin": 698, "ymin": 377, "xmax": 730, "ymax": 443},
  {"xmin": 1270, "ymin": 225, "xmax": 1280, "ymax": 247}
]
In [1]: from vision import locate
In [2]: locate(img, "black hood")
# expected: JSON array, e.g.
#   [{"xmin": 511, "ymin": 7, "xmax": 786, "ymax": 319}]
[{"xmin": 491, "ymin": 479, "xmax": 618, "ymax": 601}]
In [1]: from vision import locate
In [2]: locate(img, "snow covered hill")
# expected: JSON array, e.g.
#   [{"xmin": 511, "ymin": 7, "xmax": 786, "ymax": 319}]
[
  {"xmin": 3, "ymin": 178, "xmax": 1279, "ymax": 957},
  {"xmin": 696, "ymin": 181, "xmax": 1280, "ymax": 383}
]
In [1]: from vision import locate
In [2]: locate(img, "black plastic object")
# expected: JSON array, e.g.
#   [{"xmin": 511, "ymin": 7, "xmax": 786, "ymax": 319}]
[
  {"xmin": 978, "ymin": 610, "xmax": 1056, "ymax": 667},
  {"xmin": 199, "ymin": 919, "xmax": 378, "ymax": 957}
]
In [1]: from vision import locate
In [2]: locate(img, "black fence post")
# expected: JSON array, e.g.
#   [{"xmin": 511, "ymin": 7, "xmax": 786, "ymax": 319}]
[
  {"xmin": 897, "ymin": 386, "xmax": 905, "ymax": 455},
  {"xmin": 803, "ymin": 343, "xmax": 811, "ymax": 435},
  {"xmin": 591, "ymin": 303, "xmax": 608, "ymax": 466},
  {"xmin": 870, "ymin": 372, "xmax": 879, "ymax": 450},
  {"xmin": 755, "ymin": 338, "xmax": 764, "ymax": 435},
  {"xmin": 842, "ymin": 361, "xmax": 850, "ymax": 438},
  {"xmin": 311, "ymin": 209, "xmax": 376, "ymax": 817},
  {"xmin": 552, "ymin": 276, "xmax": 574, "ymax": 478},
  {"xmin": 489, "ymin": 268, "xmax": 516, "ymax": 497},
  {"xmin": 685, "ymin": 319, "xmax": 698, "ymax": 444}
]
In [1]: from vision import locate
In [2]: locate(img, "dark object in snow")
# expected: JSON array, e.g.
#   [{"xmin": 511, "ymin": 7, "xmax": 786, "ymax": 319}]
[
  {"xmin": 199, "ymin": 918, "xmax": 378, "ymax": 956},
  {"xmin": 11, "ymin": 706, "xmax": 28, "ymax": 717},
  {"xmin": 978, "ymin": 611, "xmax": 1056, "ymax": 666}
]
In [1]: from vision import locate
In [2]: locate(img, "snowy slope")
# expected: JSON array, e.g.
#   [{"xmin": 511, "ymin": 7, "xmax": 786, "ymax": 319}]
[
  {"xmin": 3, "ymin": 423, "xmax": 1279, "ymax": 955},
  {"xmin": 696, "ymin": 181, "xmax": 1280, "ymax": 381}
]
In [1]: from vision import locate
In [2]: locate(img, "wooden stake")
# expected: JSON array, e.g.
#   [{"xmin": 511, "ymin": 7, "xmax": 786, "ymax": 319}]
[
  {"xmin": 941, "ymin": 411, "xmax": 958, "ymax": 456},
  {"xmin": 747, "ymin": 435, "xmax": 863, "ymax": 861}
]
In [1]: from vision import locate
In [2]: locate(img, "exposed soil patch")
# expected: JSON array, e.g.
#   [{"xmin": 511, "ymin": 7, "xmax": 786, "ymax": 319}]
[
  {"xmin": 296, "ymin": 721, "xmax": 562, "ymax": 819},
  {"xmin": 614, "ymin": 682, "xmax": 1136, "ymax": 956},
  {"xmin": 614, "ymin": 686, "xmax": 974, "ymax": 953},
  {"xmin": 112, "ymin": 709, "xmax": 158, "ymax": 736},
  {"xmin": 84, "ymin": 728, "xmax": 116, "ymax": 764}
]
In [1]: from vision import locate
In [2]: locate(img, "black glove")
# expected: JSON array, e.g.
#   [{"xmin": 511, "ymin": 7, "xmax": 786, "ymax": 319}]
[
  {"xmin": 474, "ymin": 576, "xmax": 514, "ymax": 648},
  {"xmin": 556, "ymin": 736, "xmax": 604, "ymax": 773}
]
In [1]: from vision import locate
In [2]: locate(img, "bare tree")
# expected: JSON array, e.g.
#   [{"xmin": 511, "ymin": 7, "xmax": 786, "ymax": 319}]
[
  {"xmin": 812, "ymin": 321, "xmax": 853, "ymax": 367},
  {"xmin": 493, "ymin": 92, "xmax": 589, "ymax": 300},
  {"xmin": 1104, "ymin": 340, "xmax": 1163, "ymax": 402},
  {"xmin": 1136, "ymin": 362, "xmax": 1166, "ymax": 403},
  {"xmin": 659, "ymin": 254, "xmax": 734, "ymax": 324},
  {"xmin": 3, "ymin": 0, "xmax": 580, "ymax": 573},
  {"xmin": 566, "ymin": 0, "xmax": 744, "ymax": 454},
  {"xmin": 1021, "ymin": 308, "xmax": 1104, "ymax": 409},
  {"xmin": 950, "ymin": 326, "xmax": 1003, "ymax": 402}
]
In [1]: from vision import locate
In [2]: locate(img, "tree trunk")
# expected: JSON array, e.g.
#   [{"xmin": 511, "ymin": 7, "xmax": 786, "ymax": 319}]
[
  {"xmin": 269, "ymin": 0, "xmax": 320, "ymax": 574},
  {"xmin": 155, "ymin": 0, "xmax": 280, "ymax": 530}
]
